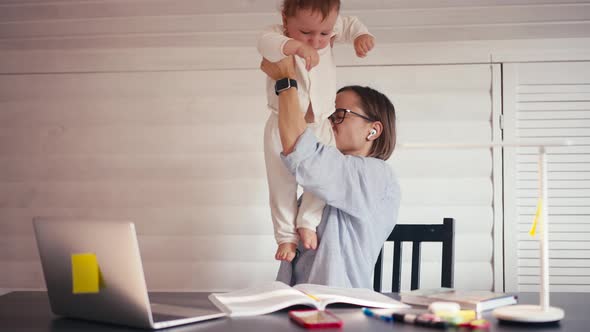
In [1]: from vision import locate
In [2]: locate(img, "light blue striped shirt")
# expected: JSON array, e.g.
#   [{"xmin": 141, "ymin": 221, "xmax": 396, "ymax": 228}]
[{"xmin": 276, "ymin": 128, "xmax": 400, "ymax": 288}]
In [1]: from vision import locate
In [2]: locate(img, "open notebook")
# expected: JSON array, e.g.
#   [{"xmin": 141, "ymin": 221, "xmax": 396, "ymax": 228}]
[{"xmin": 209, "ymin": 281, "xmax": 409, "ymax": 317}]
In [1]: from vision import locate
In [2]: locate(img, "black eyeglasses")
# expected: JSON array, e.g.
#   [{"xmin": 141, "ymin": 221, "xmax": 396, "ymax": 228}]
[{"xmin": 328, "ymin": 108, "xmax": 376, "ymax": 125}]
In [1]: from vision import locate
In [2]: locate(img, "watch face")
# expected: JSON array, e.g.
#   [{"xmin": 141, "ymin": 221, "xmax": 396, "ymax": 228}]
[
  {"xmin": 276, "ymin": 78, "xmax": 290, "ymax": 92},
  {"xmin": 275, "ymin": 78, "xmax": 296, "ymax": 95}
]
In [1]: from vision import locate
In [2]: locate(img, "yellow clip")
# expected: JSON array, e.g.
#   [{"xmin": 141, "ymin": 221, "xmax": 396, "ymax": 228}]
[
  {"xmin": 71, "ymin": 253, "xmax": 102, "ymax": 294},
  {"xmin": 529, "ymin": 198, "xmax": 543, "ymax": 237}
]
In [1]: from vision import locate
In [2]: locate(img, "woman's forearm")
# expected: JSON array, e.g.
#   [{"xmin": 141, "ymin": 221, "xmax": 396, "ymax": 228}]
[
  {"xmin": 278, "ymin": 87, "xmax": 307, "ymax": 155},
  {"xmin": 259, "ymin": 56, "xmax": 305, "ymax": 154}
]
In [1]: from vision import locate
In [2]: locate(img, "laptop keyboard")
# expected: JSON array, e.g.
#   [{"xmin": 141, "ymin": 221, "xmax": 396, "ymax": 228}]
[{"xmin": 150, "ymin": 303, "xmax": 223, "ymax": 323}]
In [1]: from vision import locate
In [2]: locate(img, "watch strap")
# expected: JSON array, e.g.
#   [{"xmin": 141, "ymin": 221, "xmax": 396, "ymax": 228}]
[{"xmin": 275, "ymin": 78, "xmax": 298, "ymax": 95}]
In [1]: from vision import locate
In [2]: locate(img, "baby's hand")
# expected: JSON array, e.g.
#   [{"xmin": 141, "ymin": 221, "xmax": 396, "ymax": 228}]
[
  {"xmin": 354, "ymin": 34, "xmax": 375, "ymax": 58},
  {"xmin": 296, "ymin": 44, "xmax": 319, "ymax": 71}
]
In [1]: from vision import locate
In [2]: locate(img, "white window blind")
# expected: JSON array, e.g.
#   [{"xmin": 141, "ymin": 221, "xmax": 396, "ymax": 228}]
[{"xmin": 503, "ymin": 62, "xmax": 590, "ymax": 292}]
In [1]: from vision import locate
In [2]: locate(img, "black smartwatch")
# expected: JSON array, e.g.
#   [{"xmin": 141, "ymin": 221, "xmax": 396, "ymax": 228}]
[{"xmin": 275, "ymin": 78, "xmax": 297, "ymax": 95}]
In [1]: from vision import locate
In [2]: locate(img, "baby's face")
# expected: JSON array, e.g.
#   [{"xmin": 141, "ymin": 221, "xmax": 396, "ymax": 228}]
[{"xmin": 283, "ymin": 7, "xmax": 338, "ymax": 50}]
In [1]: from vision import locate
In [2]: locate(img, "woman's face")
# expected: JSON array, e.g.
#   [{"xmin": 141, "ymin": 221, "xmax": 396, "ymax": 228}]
[{"xmin": 331, "ymin": 90, "xmax": 374, "ymax": 156}]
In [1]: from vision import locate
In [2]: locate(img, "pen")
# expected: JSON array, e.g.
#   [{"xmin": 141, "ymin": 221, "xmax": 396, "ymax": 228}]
[
  {"xmin": 391, "ymin": 312, "xmax": 449, "ymax": 329},
  {"xmin": 362, "ymin": 308, "xmax": 394, "ymax": 322}
]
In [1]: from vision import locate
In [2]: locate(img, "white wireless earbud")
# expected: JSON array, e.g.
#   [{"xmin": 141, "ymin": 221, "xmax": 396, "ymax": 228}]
[{"xmin": 367, "ymin": 129, "xmax": 377, "ymax": 139}]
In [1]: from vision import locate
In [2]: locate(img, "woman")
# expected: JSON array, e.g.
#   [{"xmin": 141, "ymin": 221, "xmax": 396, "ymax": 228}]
[{"xmin": 261, "ymin": 56, "xmax": 399, "ymax": 288}]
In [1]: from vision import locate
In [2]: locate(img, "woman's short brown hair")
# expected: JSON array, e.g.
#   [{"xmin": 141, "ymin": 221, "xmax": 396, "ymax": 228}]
[
  {"xmin": 337, "ymin": 86, "xmax": 397, "ymax": 160},
  {"xmin": 282, "ymin": 0, "xmax": 341, "ymax": 21}
]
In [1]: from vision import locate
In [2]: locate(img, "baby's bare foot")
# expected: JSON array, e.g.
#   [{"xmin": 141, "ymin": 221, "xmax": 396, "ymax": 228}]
[
  {"xmin": 298, "ymin": 228, "xmax": 318, "ymax": 250},
  {"xmin": 275, "ymin": 242, "xmax": 297, "ymax": 262}
]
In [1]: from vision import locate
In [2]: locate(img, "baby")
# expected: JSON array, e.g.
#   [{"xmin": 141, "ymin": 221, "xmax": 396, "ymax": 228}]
[{"xmin": 258, "ymin": 0, "xmax": 375, "ymax": 262}]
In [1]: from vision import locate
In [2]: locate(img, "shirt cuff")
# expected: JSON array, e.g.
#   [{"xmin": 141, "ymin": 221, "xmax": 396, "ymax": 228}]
[
  {"xmin": 353, "ymin": 31, "xmax": 374, "ymax": 41},
  {"xmin": 280, "ymin": 128, "xmax": 318, "ymax": 175},
  {"xmin": 280, "ymin": 38, "xmax": 293, "ymax": 58}
]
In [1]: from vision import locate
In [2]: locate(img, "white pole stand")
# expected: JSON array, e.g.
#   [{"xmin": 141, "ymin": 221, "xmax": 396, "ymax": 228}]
[
  {"xmin": 493, "ymin": 147, "xmax": 564, "ymax": 323},
  {"xmin": 399, "ymin": 141, "xmax": 571, "ymax": 323},
  {"xmin": 493, "ymin": 305, "xmax": 564, "ymax": 323}
]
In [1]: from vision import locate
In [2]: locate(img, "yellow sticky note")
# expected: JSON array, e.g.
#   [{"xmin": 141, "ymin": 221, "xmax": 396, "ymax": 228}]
[
  {"xmin": 71, "ymin": 253, "xmax": 100, "ymax": 294},
  {"xmin": 529, "ymin": 198, "xmax": 543, "ymax": 237}
]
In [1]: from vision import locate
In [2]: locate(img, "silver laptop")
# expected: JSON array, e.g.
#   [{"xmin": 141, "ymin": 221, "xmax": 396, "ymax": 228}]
[{"xmin": 33, "ymin": 218, "xmax": 227, "ymax": 329}]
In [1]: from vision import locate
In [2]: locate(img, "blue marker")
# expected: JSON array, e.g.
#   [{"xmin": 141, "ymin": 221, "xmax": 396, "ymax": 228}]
[{"xmin": 362, "ymin": 308, "xmax": 394, "ymax": 322}]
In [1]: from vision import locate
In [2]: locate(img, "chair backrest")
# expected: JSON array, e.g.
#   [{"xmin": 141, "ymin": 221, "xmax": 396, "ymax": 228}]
[{"xmin": 373, "ymin": 218, "xmax": 454, "ymax": 292}]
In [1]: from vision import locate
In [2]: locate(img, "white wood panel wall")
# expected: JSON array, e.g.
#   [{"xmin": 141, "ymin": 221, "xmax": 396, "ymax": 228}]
[
  {"xmin": 0, "ymin": 69, "xmax": 277, "ymax": 291},
  {"xmin": 503, "ymin": 62, "xmax": 590, "ymax": 292},
  {"xmin": 0, "ymin": 62, "xmax": 497, "ymax": 291},
  {"xmin": 1, "ymin": 0, "xmax": 589, "ymax": 49}
]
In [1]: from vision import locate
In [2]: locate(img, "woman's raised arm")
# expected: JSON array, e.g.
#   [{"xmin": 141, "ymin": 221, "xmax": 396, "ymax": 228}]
[{"xmin": 260, "ymin": 57, "xmax": 306, "ymax": 155}]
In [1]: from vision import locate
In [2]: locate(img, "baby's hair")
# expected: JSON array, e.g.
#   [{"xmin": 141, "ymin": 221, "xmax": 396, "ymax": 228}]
[{"xmin": 282, "ymin": 0, "xmax": 341, "ymax": 21}]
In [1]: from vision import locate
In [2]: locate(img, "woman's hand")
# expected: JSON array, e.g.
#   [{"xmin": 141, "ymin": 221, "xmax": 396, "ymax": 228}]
[
  {"xmin": 295, "ymin": 44, "xmax": 319, "ymax": 71},
  {"xmin": 260, "ymin": 56, "xmax": 296, "ymax": 80},
  {"xmin": 283, "ymin": 40, "xmax": 318, "ymax": 71}
]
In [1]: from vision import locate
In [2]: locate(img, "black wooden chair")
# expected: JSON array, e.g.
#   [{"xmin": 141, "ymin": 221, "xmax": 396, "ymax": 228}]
[{"xmin": 373, "ymin": 218, "xmax": 455, "ymax": 292}]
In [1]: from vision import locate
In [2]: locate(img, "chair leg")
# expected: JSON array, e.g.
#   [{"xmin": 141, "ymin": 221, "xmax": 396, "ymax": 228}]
[
  {"xmin": 411, "ymin": 242, "xmax": 421, "ymax": 290},
  {"xmin": 441, "ymin": 218, "xmax": 454, "ymax": 288},
  {"xmin": 392, "ymin": 241, "xmax": 402, "ymax": 293}
]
